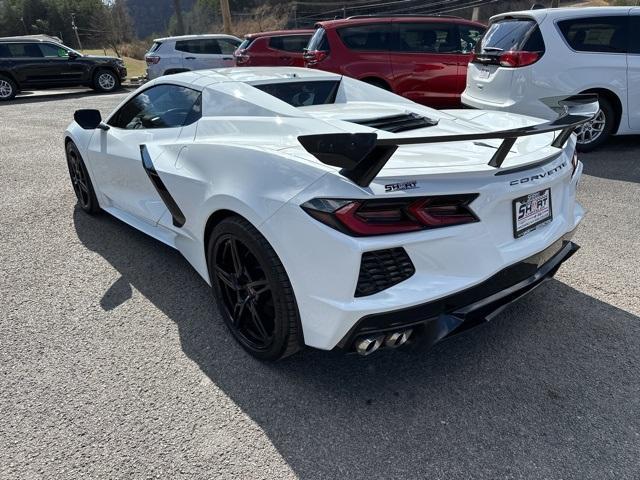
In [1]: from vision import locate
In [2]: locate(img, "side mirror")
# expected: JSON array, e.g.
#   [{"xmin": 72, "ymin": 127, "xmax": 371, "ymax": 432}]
[
  {"xmin": 68, "ymin": 51, "xmax": 79, "ymax": 59},
  {"xmin": 74, "ymin": 109, "xmax": 103, "ymax": 129}
]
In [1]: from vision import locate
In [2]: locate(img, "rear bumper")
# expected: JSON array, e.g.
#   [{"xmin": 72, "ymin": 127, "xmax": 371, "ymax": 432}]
[
  {"xmin": 336, "ymin": 233, "xmax": 579, "ymax": 352},
  {"xmin": 461, "ymin": 91, "xmax": 556, "ymax": 121}
]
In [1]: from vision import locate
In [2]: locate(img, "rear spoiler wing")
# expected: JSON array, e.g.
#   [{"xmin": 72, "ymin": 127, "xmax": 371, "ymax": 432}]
[{"xmin": 297, "ymin": 94, "xmax": 598, "ymax": 188}]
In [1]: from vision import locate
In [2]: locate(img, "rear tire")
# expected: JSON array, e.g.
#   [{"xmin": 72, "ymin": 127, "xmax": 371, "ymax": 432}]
[
  {"xmin": 208, "ymin": 217, "xmax": 302, "ymax": 361},
  {"xmin": 92, "ymin": 68, "xmax": 120, "ymax": 93},
  {"xmin": 575, "ymin": 96, "xmax": 615, "ymax": 152},
  {"xmin": 0, "ymin": 74, "xmax": 17, "ymax": 101},
  {"xmin": 66, "ymin": 141, "xmax": 100, "ymax": 214}
]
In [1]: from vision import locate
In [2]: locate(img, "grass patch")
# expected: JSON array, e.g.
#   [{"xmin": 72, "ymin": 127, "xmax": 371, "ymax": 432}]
[{"xmin": 81, "ymin": 49, "xmax": 146, "ymax": 79}]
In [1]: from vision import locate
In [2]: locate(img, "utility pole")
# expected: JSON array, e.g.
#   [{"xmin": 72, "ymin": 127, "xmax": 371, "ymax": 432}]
[
  {"xmin": 71, "ymin": 13, "xmax": 83, "ymax": 51},
  {"xmin": 293, "ymin": 4, "xmax": 298, "ymax": 29},
  {"xmin": 220, "ymin": 0, "xmax": 232, "ymax": 35}
]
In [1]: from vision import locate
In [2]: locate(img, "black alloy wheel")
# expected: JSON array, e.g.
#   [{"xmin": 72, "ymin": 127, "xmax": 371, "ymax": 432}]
[
  {"xmin": 66, "ymin": 142, "xmax": 100, "ymax": 214},
  {"xmin": 209, "ymin": 217, "xmax": 301, "ymax": 360}
]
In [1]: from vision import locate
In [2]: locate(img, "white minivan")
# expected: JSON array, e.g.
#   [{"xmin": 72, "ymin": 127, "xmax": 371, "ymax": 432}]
[
  {"xmin": 145, "ymin": 34, "xmax": 241, "ymax": 80},
  {"xmin": 462, "ymin": 7, "xmax": 640, "ymax": 150}
]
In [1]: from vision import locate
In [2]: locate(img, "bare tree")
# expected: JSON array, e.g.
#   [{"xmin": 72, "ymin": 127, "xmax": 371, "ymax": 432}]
[
  {"xmin": 173, "ymin": 0, "xmax": 185, "ymax": 36},
  {"xmin": 91, "ymin": 0, "xmax": 133, "ymax": 58}
]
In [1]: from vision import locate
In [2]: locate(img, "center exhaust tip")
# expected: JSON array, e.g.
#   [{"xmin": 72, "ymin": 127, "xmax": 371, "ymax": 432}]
[{"xmin": 385, "ymin": 329, "xmax": 413, "ymax": 348}]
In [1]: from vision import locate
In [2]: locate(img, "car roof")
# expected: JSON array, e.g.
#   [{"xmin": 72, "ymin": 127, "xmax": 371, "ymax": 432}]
[
  {"xmin": 245, "ymin": 29, "xmax": 314, "ymax": 39},
  {"xmin": 153, "ymin": 33, "xmax": 241, "ymax": 43},
  {"xmin": 148, "ymin": 66, "xmax": 340, "ymax": 88},
  {"xmin": 317, "ymin": 15, "xmax": 485, "ymax": 29},
  {"xmin": 491, "ymin": 6, "xmax": 634, "ymax": 22}
]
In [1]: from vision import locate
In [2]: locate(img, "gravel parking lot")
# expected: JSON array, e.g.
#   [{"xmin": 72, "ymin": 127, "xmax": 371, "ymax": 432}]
[{"xmin": 1, "ymin": 92, "xmax": 639, "ymax": 480}]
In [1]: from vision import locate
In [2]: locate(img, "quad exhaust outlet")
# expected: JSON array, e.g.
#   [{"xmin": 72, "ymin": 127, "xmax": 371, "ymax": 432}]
[{"xmin": 354, "ymin": 329, "xmax": 413, "ymax": 356}]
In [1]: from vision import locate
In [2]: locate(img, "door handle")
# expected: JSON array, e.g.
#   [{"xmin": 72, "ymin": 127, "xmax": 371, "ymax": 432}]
[
  {"xmin": 444, "ymin": 62, "xmax": 457, "ymax": 66},
  {"xmin": 185, "ymin": 56, "xmax": 196, "ymax": 60},
  {"xmin": 222, "ymin": 57, "xmax": 233, "ymax": 60}
]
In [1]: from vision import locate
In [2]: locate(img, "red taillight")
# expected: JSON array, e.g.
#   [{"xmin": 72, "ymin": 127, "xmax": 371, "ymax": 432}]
[
  {"xmin": 303, "ymin": 50, "xmax": 327, "ymax": 66},
  {"xmin": 302, "ymin": 195, "xmax": 479, "ymax": 237},
  {"xmin": 234, "ymin": 49, "xmax": 249, "ymax": 65},
  {"xmin": 145, "ymin": 55, "xmax": 160, "ymax": 65},
  {"xmin": 498, "ymin": 51, "xmax": 540, "ymax": 68}
]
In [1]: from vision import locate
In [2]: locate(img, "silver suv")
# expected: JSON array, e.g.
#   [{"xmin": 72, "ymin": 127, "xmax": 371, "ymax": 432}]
[{"xmin": 145, "ymin": 34, "xmax": 241, "ymax": 80}]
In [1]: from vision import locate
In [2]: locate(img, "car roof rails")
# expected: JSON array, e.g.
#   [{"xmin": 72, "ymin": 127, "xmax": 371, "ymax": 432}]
[{"xmin": 346, "ymin": 14, "xmax": 464, "ymax": 20}]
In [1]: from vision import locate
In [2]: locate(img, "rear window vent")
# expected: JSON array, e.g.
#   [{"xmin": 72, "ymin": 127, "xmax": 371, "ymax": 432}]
[
  {"xmin": 355, "ymin": 248, "xmax": 415, "ymax": 297},
  {"xmin": 349, "ymin": 112, "xmax": 437, "ymax": 133}
]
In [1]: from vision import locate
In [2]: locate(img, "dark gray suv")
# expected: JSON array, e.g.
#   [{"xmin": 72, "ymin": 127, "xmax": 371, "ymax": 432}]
[{"xmin": 0, "ymin": 38, "xmax": 127, "ymax": 100}]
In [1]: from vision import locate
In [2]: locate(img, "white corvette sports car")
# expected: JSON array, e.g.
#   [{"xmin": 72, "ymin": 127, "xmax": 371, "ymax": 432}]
[{"xmin": 64, "ymin": 67, "xmax": 596, "ymax": 360}]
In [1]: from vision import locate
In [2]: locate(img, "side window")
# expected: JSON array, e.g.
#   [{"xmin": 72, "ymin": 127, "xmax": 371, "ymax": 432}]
[
  {"xmin": 108, "ymin": 84, "xmax": 202, "ymax": 130},
  {"xmin": 175, "ymin": 40, "xmax": 198, "ymax": 53},
  {"xmin": 7, "ymin": 43, "xmax": 43, "ymax": 58},
  {"xmin": 459, "ymin": 25, "xmax": 485, "ymax": 54},
  {"xmin": 200, "ymin": 39, "xmax": 221, "ymax": 54},
  {"xmin": 630, "ymin": 16, "xmax": 640, "ymax": 54},
  {"xmin": 39, "ymin": 43, "xmax": 69, "ymax": 58},
  {"xmin": 217, "ymin": 39, "xmax": 240, "ymax": 54},
  {"xmin": 269, "ymin": 35, "xmax": 312, "ymax": 53},
  {"xmin": 337, "ymin": 24, "xmax": 392, "ymax": 51},
  {"xmin": 558, "ymin": 16, "xmax": 628, "ymax": 53},
  {"xmin": 0, "ymin": 44, "xmax": 12, "ymax": 58},
  {"xmin": 393, "ymin": 22, "xmax": 460, "ymax": 54}
]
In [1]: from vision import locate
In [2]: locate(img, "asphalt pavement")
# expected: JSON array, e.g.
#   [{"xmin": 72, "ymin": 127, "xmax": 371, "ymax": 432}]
[{"xmin": 1, "ymin": 91, "xmax": 639, "ymax": 479}]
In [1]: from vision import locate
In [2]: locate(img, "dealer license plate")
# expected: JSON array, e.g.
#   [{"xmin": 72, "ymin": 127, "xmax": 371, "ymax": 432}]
[{"xmin": 513, "ymin": 188, "xmax": 552, "ymax": 238}]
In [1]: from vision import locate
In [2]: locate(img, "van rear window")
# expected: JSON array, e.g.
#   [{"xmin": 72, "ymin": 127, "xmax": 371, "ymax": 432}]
[
  {"xmin": 478, "ymin": 19, "xmax": 540, "ymax": 52},
  {"xmin": 307, "ymin": 28, "xmax": 330, "ymax": 51}
]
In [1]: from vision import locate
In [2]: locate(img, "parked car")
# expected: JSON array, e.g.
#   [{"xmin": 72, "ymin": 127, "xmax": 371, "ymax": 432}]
[
  {"xmin": 145, "ymin": 34, "xmax": 241, "ymax": 80},
  {"xmin": 303, "ymin": 15, "xmax": 486, "ymax": 108},
  {"xmin": 65, "ymin": 67, "xmax": 593, "ymax": 360},
  {"xmin": 234, "ymin": 29, "xmax": 314, "ymax": 67},
  {"xmin": 462, "ymin": 6, "xmax": 640, "ymax": 151},
  {"xmin": 0, "ymin": 37, "xmax": 126, "ymax": 101}
]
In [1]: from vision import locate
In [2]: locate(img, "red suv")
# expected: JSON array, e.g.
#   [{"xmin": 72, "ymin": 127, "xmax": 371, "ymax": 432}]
[
  {"xmin": 234, "ymin": 29, "xmax": 314, "ymax": 67},
  {"xmin": 304, "ymin": 16, "xmax": 485, "ymax": 108}
]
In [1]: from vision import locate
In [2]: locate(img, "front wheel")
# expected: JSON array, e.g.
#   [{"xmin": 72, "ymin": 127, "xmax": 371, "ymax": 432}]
[
  {"xmin": 575, "ymin": 96, "xmax": 615, "ymax": 152},
  {"xmin": 66, "ymin": 141, "xmax": 100, "ymax": 214},
  {"xmin": 208, "ymin": 217, "xmax": 302, "ymax": 360},
  {"xmin": 92, "ymin": 68, "xmax": 120, "ymax": 93}
]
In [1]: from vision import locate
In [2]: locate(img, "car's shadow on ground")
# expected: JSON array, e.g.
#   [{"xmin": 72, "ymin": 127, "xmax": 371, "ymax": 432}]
[
  {"xmin": 73, "ymin": 208, "xmax": 640, "ymax": 478},
  {"xmin": 581, "ymin": 135, "xmax": 640, "ymax": 183}
]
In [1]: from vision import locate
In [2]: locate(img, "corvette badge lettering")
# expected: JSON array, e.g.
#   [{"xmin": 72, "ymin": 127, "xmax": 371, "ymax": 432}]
[{"xmin": 510, "ymin": 161, "xmax": 567, "ymax": 186}]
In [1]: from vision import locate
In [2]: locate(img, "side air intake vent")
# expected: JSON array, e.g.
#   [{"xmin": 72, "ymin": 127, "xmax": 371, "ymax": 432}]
[
  {"xmin": 355, "ymin": 248, "xmax": 415, "ymax": 297},
  {"xmin": 349, "ymin": 112, "xmax": 438, "ymax": 133}
]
